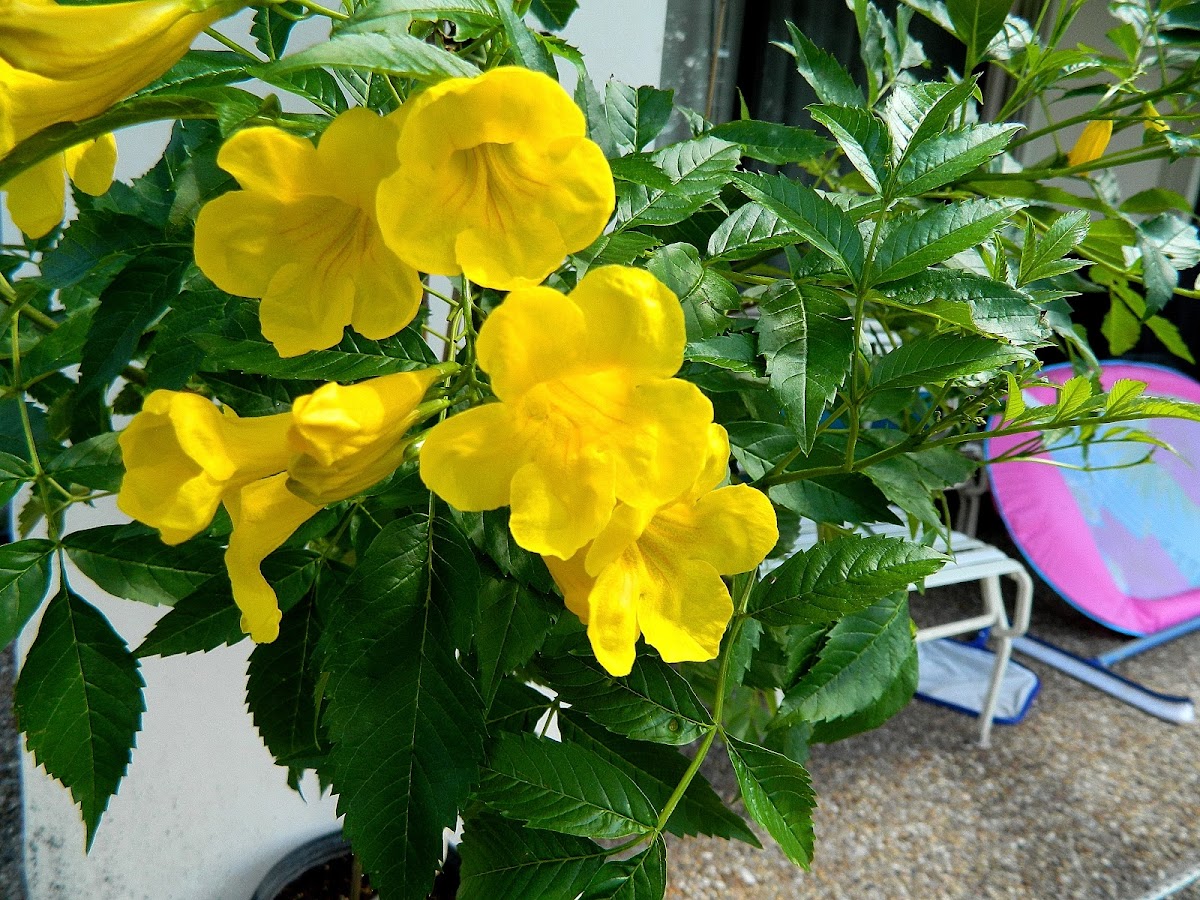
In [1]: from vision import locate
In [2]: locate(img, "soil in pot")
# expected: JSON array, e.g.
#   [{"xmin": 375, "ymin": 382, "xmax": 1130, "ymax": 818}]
[{"xmin": 273, "ymin": 848, "xmax": 461, "ymax": 900}]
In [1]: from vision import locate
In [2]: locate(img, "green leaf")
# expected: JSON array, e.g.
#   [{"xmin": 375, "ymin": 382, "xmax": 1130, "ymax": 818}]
[
  {"xmin": 777, "ymin": 593, "xmax": 913, "ymax": 724},
  {"xmin": 536, "ymin": 651, "xmax": 714, "ymax": 745},
  {"xmin": 752, "ymin": 535, "xmax": 944, "ymax": 625},
  {"xmin": 138, "ymin": 50, "xmax": 252, "ymax": 95},
  {"xmin": 246, "ymin": 592, "xmax": 323, "ymax": 767},
  {"xmin": 262, "ymin": 30, "xmax": 479, "ymax": 82},
  {"xmin": 809, "ymin": 642, "xmax": 918, "ymax": 743},
  {"xmin": 605, "ymin": 82, "xmax": 674, "ymax": 155},
  {"xmin": 732, "ymin": 172, "xmax": 865, "ymax": 281},
  {"xmin": 45, "ymin": 433, "xmax": 123, "ymax": 492},
  {"xmin": 894, "ymin": 123, "xmax": 1019, "ymax": 196},
  {"xmin": 616, "ymin": 137, "xmax": 741, "ymax": 228},
  {"xmin": 707, "ymin": 203, "xmax": 800, "ymax": 261},
  {"xmin": 64, "ymin": 525, "xmax": 223, "ymax": 607},
  {"xmin": 458, "ymin": 508, "xmax": 555, "ymax": 593},
  {"xmin": 475, "ymin": 733, "xmax": 656, "ymax": 839},
  {"xmin": 250, "ymin": 3, "xmax": 302, "ymax": 59},
  {"xmin": 869, "ymin": 332, "xmax": 1029, "ymax": 391},
  {"xmin": 726, "ymin": 736, "xmax": 816, "ymax": 868},
  {"xmin": 39, "ymin": 212, "xmax": 162, "ymax": 291},
  {"xmin": 14, "ymin": 588, "xmax": 144, "ymax": 848},
  {"xmin": 260, "ymin": 68, "xmax": 349, "ymax": 115},
  {"xmin": 19, "ymin": 307, "xmax": 95, "ymax": 384},
  {"xmin": 872, "ymin": 199, "xmax": 1023, "ymax": 285},
  {"xmin": 530, "ymin": 0, "xmax": 579, "ymax": 29},
  {"xmin": 558, "ymin": 710, "xmax": 760, "ymax": 845},
  {"xmin": 582, "ymin": 839, "xmax": 667, "ymax": 900},
  {"xmin": 879, "ymin": 269, "xmax": 1048, "ymax": 343},
  {"xmin": 946, "ymin": 0, "xmax": 1013, "ymax": 63},
  {"xmin": 645, "ymin": 242, "xmax": 740, "ymax": 339},
  {"xmin": 494, "ymin": 0, "xmax": 557, "ymax": 77},
  {"xmin": 1120, "ymin": 188, "xmax": 1192, "ymax": 216},
  {"xmin": 708, "ymin": 120, "xmax": 832, "ymax": 165},
  {"xmin": 458, "ymin": 814, "xmax": 604, "ymax": 900},
  {"xmin": 757, "ymin": 282, "xmax": 854, "ymax": 450},
  {"xmin": 809, "ymin": 104, "xmax": 891, "ymax": 191},
  {"xmin": 321, "ymin": 516, "xmax": 486, "ymax": 899},
  {"xmin": 882, "ymin": 79, "xmax": 975, "ymax": 163},
  {"xmin": 133, "ymin": 581, "xmax": 243, "ymax": 658},
  {"xmin": 684, "ymin": 333, "xmax": 760, "ymax": 373},
  {"xmin": 1018, "ymin": 210, "xmax": 1090, "ymax": 286},
  {"xmin": 780, "ymin": 22, "xmax": 865, "ymax": 107},
  {"xmin": 476, "ymin": 577, "xmax": 557, "ymax": 706},
  {"xmin": 1147, "ymin": 315, "xmax": 1196, "ymax": 363},
  {"xmin": 0, "ymin": 539, "xmax": 54, "ymax": 650},
  {"xmin": 77, "ymin": 250, "xmax": 191, "ymax": 396},
  {"xmin": 0, "ymin": 451, "xmax": 35, "ymax": 507}
]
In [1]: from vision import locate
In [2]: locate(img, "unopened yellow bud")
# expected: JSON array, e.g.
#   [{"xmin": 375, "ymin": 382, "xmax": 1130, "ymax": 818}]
[{"xmin": 1067, "ymin": 119, "xmax": 1113, "ymax": 170}]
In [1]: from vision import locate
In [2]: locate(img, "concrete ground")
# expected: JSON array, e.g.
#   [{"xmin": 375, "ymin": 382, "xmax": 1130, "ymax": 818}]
[{"xmin": 2, "ymin": 647, "xmax": 25, "ymax": 900}]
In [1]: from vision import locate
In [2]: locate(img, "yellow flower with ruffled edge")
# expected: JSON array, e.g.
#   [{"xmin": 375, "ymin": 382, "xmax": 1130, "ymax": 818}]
[
  {"xmin": 0, "ymin": 0, "xmax": 243, "ymax": 158},
  {"xmin": 1067, "ymin": 119, "xmax": 1112, "ymax": 169},
  {"xmin": 419, "ymin": 266, "xmax": 714, "ymax": 561},
  {"xmin": 4, "ymin": 133, "xmax": 116, "ymax": 238},
  {"xmin": 119, "ymin": 369, "xmax": 447, "ymax": 642},
  {"xmin": 543, "ymin": 425, "xmax": 778, "ymax": 676},
  {"xmin": 194, "ymin": 108, "xmax": 424, "ymax": 358},
  {"xmin": 377, "ymin": 67, "xmax": 615, "ymax": 291},
  {"xmin": 117, "ymin": 390, "xmax": 294, "ymax": 546}
]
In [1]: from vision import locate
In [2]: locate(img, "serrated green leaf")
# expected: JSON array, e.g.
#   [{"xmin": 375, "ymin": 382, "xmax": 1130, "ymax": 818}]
[
  {"xmin": 1147, "ymin": 315, "xmax": 1196, "ymax": 363},
  {"xmin": 894, "ymin": 123, "xmax": 1019, "ymax": 196},
  {"xmin": 869, "ymin": 332, "xmax": 1029, "ymax": 391},
  {"xmin": 261, "ymin": 30, "xmax": 478, "ymax": 81},
  {"xmin": 809, "ymin": 104, "xmax": 891, "ymax": 191},
  {"xmin": 882, "ymin": 79, "xmax": 974, "ymax": 163},
  {"xmin": 732, "ymin": 172, "xmax": 865, "ymax": 280},
  {"xmin": 605, "ymin": 82, "xmax": 674, "ymax": 155},
  {"xmin": 880, "ymin": 269, "xmax": 1048, "ymax": 343},
  {"xmin": 15, "ymin": 588, "xmax": 144, "ymax": 848},
  {"xmin": 0, "ymin": 451, "xmax": 35, "ymax": 507},
  {"xmin": 707, "ymin": 202, "xmax": 800, "ymax": 261},
  {"xmin": 946, "ymin": 0, "xmax": 1012, "ymax": 63},
  {"xmin": 752, "ymin": 535, "xmax": 945, "ymax": 625},
  {"xmin": 78, "ymin": 250, "xmax": 191, "ymax": 396},
  {"xmin": 645, "ymin": 242, "xmax": 740, "ymax": 339},
  {"xmin": 458, "ymin": 507, "xmax": 555, "ymax": 593},
  {"xmin": 726, "ymin": 736, "xmax": 816, "ymax": 868},
  {"xmin": 138, "ymin": 50, "xmax": 252, "ymax": 95},
  {"xmin": 780, "ymin": 22, "xmax": 865, "ymax": 107},
  {"xmin": 475, "ymin": 733, "xmax": 656, "ymax": 839},
  {"xmin": 777, "ymin": 593, "xmax": 913, "ymax": 724},
  {"xmin": 616, "ymin": 137, "xmax": 741, "ymax": 228},
  {"xmin": 535, "ymin": 651, "xmax": 713, "ymax": 745},
  {"xmin": 133, "ymin": 579, "xmax": 243, "ymax": 658},
  {"xmin": 0, "ymin": 539, "xmax": 54, "ymax": 649},
  {"xmin": 260, "ymin": 68, "xmax": 349, "ymax": 114},
  {"xmin": 246, "ymin": 592, "xmax": 323, "ymax": 766},
  {"xmin": 708, "ymin": 120, "xmax": 832, "ymax": 165},
  {"xmin": 320, "ymin": 516, "xmax": 485, "ymax": 899},
  {"xmin": 1018, "ymin": 210, "xmax": 1090, "ymax": 286},
  {"xmin": 871, "ymin": 199, "xmax": 1023, "ymax": 285},
  {"xmin": 684, "ymin": 333, "xmax": 760, "ymax": 372},
  {"xmin": 530, "ymin": 0, "xmax": 578, "ymax": 29},
  {"xmin": 809, "ymin": 642, "xmax": 918, "ymax": 743},
  {"xmin": 494, "ymin": 0, "xmax": 557, "ymax": 76},
  {"xmin": 557, "ymin": 710, "xmax": 760, "ymax": 845},
  {"xmin": 45, "ymin": 433, "xmax": 123, "ymax": 492},
  {"xmin": 250, "ymin": 3, "xmax": 302, "ymax": 59},
  {"xmin": 19, "ymin": 307, "xmax": 95, "ymax": 383},
  {"xmin": 757, "ymin": 282, "xmax": 854, "ymax": 450},
  {"xmin": 476, "ymin": 577, "xmax": 557, "ymax": 706},
  {"xmin": 583, "ymin": 839, "xmax": 666, "ymax": 900},
  {"xmin": 487, "ymin": 679, "xmax": 552, "ymax": 733},
  {"xmin": 64, "ymin": 525, "xmax": 223, "ymax": 607},
  {"xmin": 458, "ymin": 814, "xmax": 604, "ymax": 900}
]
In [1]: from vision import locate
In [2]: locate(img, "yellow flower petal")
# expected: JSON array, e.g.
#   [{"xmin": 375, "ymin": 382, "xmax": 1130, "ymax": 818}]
[
  {"xmin": 509, "ymin": 453, "xmax": 616, "ymax": 560},
  {"xmin": 4, "ymin": 152, "xmax": 65, "ymax": 238},
  {"xmin": 116, "ymin": 391, "xmax": 293, "ymax": 544},
  {"xmin": 585, "ymin": 556, "xmax": 641, "ymax": 677},
  {"xmin": 573, "ymin": 266, "xmax": 687, "ymax": 380},
  {"xmin": 287, "ymin": 368, "xmax": 442, "ymax": 504},
  {"xmin": 1143, "ymin": 101, "xmax": 1169, "ymax": 134},
  {"xmin": 224, "ymin": 474, "xmax": 320, "ymax": 643},
  {"xmin": 1067, "ymin": 119, "xmax": 1112, "ymax": 169},
  {"xmin": 63, "ymin": 133, "xmax": 117, "ymax": 196},
  {"xmin": 584, "ymin": 503, "xmax": 653, "ymax": 577},
  {"xmin": 0, "ymin": 0, "xmax": 243, "ymax": 155},
  {"xmin": 475, "ymin": 286, "xmax": 587, "ymax": 400},
  {"xmin": 377, "ymin": 67, "xmax": 614, "ymax": 290},
  {"xmin": 689, "ymin": 424, "xmax": 733, "ymax": 500},
  {"xmin": 649, "ymin": 484, "xmax": 779, "ymax": 576},
  {"xmin": 542, "ymin": 552, "xmax": 593, "ymax": 625},
  {"xmin": 419, "ymin": 402, "xmax": 524, "ymax": 511},
  {"xmin": 636, "ymin": 557, "xmax": 732, "ymax": 665},
  {"xmin": 194, "ymin": 110, "xmax": 422, "ymax": 356}
]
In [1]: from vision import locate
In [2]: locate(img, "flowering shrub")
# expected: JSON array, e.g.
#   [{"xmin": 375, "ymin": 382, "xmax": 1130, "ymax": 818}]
[{"xmin": 3, "ymin": 0, "xmax": 1200, "ymax": 897}]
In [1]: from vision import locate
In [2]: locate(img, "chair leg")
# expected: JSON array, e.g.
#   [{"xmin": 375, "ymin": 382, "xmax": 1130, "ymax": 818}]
[{"xmin": 977, "ymin": 634, "xmax": 1013, "ymax": 748}]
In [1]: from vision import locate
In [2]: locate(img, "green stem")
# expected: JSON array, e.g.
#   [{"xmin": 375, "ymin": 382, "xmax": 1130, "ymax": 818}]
[
  {"xmin": 291, "ymin": 0, "xmax": 350, "ymax": 19},
  {"xmin": 203, "ymin": 27, "xmax": 262, "ymax": 60}
]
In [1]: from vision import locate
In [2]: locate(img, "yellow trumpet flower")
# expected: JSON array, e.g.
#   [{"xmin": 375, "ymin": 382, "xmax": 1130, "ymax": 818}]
[
  {"xmin": 0, "ymin": 0, "xmax": 244, "ymax": 157},
  {"xmin": 194, "ymin": 108, "xmax": 423, "ymax": 357},
  {"xmin": 419, "ymin": 266, "xmax": 715, "ymax": 561},
  {"xmin": 544, "ymin": 426, "xmax": 778, "ymax": 676},
  {"xmin": 4, "ymin": 133, "xmax": 116, "ymax": 238},
  {"xmin": 1066, "ymin": 119, "xmax": 1112, "ymax": 170},
  {"xmin": 377, "ymin": 67, "xmax": 615, "ymax": 291}
]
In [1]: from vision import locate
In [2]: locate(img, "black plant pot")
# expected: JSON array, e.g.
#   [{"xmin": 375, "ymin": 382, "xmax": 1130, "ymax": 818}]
[{"xmin": 252, "ymin": 831, "xmax": 461, "ymax": 900}]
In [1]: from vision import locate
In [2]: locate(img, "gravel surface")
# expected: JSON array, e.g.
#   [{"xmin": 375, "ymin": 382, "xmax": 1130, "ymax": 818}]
[
  {"xmin": 666, "ymin": 512, "xmax": 1200, "ymax": 900},
  {"xmin": 1, "ymin": 646, "xmax": 25, "ymax": 900}
]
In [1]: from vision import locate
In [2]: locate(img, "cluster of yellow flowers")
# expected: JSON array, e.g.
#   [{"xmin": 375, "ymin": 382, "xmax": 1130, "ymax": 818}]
[{"xmin": 3, "ymin": 0, "xmax": 779, "ymax": 676}]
